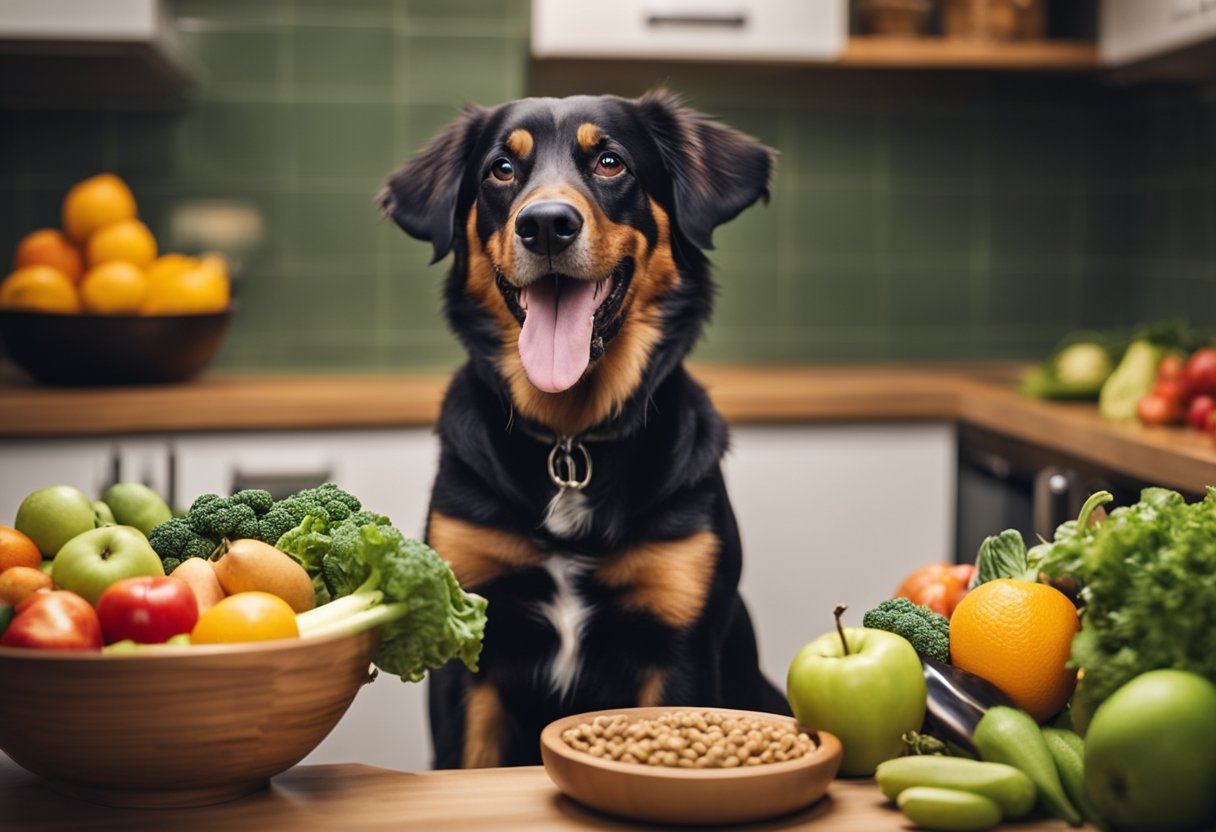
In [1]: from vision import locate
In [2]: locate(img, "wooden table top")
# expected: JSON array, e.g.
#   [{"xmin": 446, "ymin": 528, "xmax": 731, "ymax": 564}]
[
  {"xmin": 3, "ymin": 363, "xmax": 1216, "ymax": 493},
  {"xmin": 0, "ymin": 756, "xmax": 1080, "ymax": 831}
]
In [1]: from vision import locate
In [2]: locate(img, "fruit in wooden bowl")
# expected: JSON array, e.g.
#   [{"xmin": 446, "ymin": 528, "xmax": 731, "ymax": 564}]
[
  {"xmin": 540, "ymin": 706, "xmax": 842, "ymax": 825},
  {"xmin": 0, "ymin": 628, "xmax": 377, "ymax": 808}
]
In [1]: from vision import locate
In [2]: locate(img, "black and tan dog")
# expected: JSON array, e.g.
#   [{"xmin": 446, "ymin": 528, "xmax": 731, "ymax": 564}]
[{"xmin": 380, "ymin": 90, "xmax": 787, "ymax": 769}]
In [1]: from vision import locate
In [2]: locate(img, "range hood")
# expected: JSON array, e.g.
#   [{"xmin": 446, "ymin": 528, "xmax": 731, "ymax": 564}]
[{"xmin": 0, "ymin": 0, "xmax": 194, "ymax": 109}]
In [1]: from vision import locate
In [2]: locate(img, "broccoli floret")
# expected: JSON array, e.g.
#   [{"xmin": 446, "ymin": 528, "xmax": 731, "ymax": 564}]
[
  {"xmin": 284, "ymin": 483, "xmax": 360, "ymax": 523},
  {"xmin": 147, "ymin": 516, "xmax": 216, "ymax": 572},
  {"xmin": 863, "ymin": 597, "xmax": 951, "ymax": 664},
  {"xmin": 183, "ymin": 490, "xmax": 270, "ymax": 541},
  {"xmin": 230, "ymin": 488, "xmax": 274, "ymax": 515},
  {"xmin": 148, "ymin": 484, "xmax": 372, "ymax": 577}
]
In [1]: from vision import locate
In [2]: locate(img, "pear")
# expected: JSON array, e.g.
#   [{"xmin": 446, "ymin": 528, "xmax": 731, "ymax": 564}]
[
  {"xmin": 169, "ymin": 557, "xmax": 226, "ymax": 614},
  {"xmin": 211, "ymin": 539, "xmax": 315, "ymax": 613}
]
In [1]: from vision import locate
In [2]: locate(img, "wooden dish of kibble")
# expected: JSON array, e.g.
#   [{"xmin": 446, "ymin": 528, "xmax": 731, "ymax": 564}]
[{"xmin": 539, "ymin": 707, "xmax": 842, "ymax": 825}]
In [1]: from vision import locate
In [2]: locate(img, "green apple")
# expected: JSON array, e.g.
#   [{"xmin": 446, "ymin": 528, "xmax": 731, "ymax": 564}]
[
  {"xmin": 92, "ymin": 500, "xmax": 116, "ymax": 526},
  {"xmin": 51, "ymin": 525, "xmax": 165, "ymax": 606},
  {"xmin": 1084, "ymin": 669, "xmax": 1216, "ymax": 832},
  {"xmin": 787, "ymin": 604, "xmax": 927, "ymax": 777},
  {"xmin": 102, "ymin": 482, "xmax": 172, "ymax": 535},
  {"xmin": 15, "ymin": 485, "xmax": 97, "ymax": 558}
]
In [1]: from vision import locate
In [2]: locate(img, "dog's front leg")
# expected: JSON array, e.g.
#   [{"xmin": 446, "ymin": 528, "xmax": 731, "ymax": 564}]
[{"xmin": 462, "ymin": 680, "xmax": 508, "ymax": 768}]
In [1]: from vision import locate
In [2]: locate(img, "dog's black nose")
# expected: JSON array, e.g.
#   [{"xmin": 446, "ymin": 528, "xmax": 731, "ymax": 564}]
[{"xmin": 515, "ymin": 200, "xmax": 583, "ymax": 255}]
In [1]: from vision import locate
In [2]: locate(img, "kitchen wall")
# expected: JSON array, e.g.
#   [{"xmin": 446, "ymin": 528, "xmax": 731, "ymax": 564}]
[{"xmin": 1, "ymin": 1, "xmax": 1213, "ymax": 373}]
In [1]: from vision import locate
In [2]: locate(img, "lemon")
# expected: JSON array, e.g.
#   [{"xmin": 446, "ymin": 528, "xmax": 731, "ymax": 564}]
[
  {"xmin": 141, "ymin": 253, "xmax": 230, "ymax": 315},
  {"xmin": 62, "ymin": 173, "xmax": 137, "ymax": 245},
  {"xmin": 0, "ymin": 265, "xmax": 81, "ymax": 314},
  {"xmin": 80, "ymin": 261, "xmax": 150, "ymax": 314},
  {"xmin": 86, "ymin": 217, "xmax": 158, "ymax": 269}
]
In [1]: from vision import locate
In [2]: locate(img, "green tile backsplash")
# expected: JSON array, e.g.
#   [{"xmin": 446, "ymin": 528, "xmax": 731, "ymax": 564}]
[{"xmin": 1, "ymin": 2, "xmax": 1213, "ymax": 375}]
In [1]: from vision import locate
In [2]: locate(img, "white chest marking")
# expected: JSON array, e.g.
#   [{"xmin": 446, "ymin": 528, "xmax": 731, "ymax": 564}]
[
  {"xmin": 539, "ymin": 557, "xmax": 593, "ymax": 699},
  {"xmin": 542, "ymin": 488, "xmax": 594, "ymax": 539}
]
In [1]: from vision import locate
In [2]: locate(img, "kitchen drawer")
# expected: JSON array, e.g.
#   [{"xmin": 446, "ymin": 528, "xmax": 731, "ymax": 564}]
[{"xmin": 531, "ymin": 0, "xmax": 846, "ymax": 62}]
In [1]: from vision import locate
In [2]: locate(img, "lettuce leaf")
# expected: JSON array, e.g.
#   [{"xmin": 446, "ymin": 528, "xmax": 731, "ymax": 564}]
[{"xmin": 1037, "ymin": 487, "xmax": 1216, "ymax": 709}]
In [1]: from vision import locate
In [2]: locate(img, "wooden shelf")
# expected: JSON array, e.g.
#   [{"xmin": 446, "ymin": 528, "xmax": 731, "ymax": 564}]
[{"xmin": 839, "ymin": 36, "xmax": 1100, "ymax": 71}]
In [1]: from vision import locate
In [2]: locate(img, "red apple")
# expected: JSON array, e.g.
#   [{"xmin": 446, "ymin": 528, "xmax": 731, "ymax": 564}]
[
  {"xmin": 95, "ymin": 576, "xmax": 199, "ymax": 644},
  {"xmin": 0, "ymin": 590, "xmax": 103, "ymax": 650},
  {"xmin": 1183, "ymin": 348, "xmax": 1216, "ymax": 397},
  {"xmin": 1186, "ymin": 395, "xmax": 1216, "ymax": 432}
]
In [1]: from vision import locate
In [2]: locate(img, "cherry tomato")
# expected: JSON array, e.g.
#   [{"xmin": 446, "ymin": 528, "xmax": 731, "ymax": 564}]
[
  {"xmin": 1157, "ymin": 352, "xmax": 1186, "ymax": 384},
  {"xmin": 190, "ymin": 591, "xmax": 299, "ymax": 644},
  {"xmin": 894, "ymin": 563, "xmax": 975, "ymax": 618},
  {"xmin": 1186, "ymin": 395, "xmax": 1216, "ymax": 432},
  {"xmin": 1138, "ymin": 393, "xmax": 1182, "ymax": 425},
  {"xmin": 1183, "ymin": 347, "xmax": 1216, "ymax": 397}
]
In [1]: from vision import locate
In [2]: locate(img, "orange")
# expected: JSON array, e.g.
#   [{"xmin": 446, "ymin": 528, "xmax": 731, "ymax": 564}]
[
  {"xmin": 146, "ymin": 253, "xmax": 199, "ymax": 288},
  {"xmin": 949, "ymin": 579, "xmax": 1080, "ymax": 722},
  {"xmin": 85, "ymin": 217, "xmax": 158, "ymax": 269},
  {"xmin": 79, "ymin": 261, "xmax": 150, "ymax": 314},
  {"xmin": 0, "ymin": 565, "xmax": 53, "ymax": 606},
  {"xmin": 190, "ymin": 592, "xmax": 299, "ymax": 644},
  {"xmin": 13, "ymin": 229, "xmax": 85, "ymax": 284},
  {"xmin": 0, "ymin": 525, "xmax": 43, "ymax": 574},
  {"xmin": 140, "ymin": 253, "xmax": 230, "ymax": 315},
  {"xmin": 62, "ymin": 173, "xmax": 138, "ymax": 245},
  {"xmin": 0, "ymin": 265, "xmax": 81, "ymax": 314}
]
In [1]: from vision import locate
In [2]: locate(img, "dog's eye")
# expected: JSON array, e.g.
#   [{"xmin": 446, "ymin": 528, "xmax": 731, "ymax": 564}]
[
  {"xmin": 489, "ymin": 157, "xmax": 515, "ymax": 183},
  {"xmin": 594, "ymin": 152, "xmax": 625, "ymax": 178}
]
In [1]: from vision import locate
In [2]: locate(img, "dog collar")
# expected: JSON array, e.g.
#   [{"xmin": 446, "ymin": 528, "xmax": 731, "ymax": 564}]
[
  {"xmin": 511, "ymin": 421, "xmax": 617, "ymax": 491},
  {"xmin": 548, "ymin": 436, "xmax": 592, "ymax": 491}
]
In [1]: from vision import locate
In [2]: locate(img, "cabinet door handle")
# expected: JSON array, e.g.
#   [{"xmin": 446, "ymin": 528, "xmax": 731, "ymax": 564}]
[
  {"xmin": 645, "ymin": 12, "xmax": 747, "ymax": 28},
  {"xmin": 231, "ymin": 469, "xmax": 333, "ymax": 501}
]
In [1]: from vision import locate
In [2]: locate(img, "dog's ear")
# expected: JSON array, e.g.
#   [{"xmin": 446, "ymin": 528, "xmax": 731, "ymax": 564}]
[
  {"xmin": 379, "ymin": 105, "xmax": 490, "ymax": 263},
  {"xmin": 635, "ymin": 89, "xmax": 775, "ymax": 251}
]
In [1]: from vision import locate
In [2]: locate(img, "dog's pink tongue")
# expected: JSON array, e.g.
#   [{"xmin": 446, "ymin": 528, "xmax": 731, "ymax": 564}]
[{"xmin": 519, "ymin": 277, "xmax": 599, "ymax": 393}]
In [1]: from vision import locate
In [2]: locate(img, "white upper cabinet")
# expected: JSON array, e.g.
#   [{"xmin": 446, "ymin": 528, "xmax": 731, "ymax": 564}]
[{"xmin": 531, "ymin": 0, "xmax": 847, "ymax": 62}]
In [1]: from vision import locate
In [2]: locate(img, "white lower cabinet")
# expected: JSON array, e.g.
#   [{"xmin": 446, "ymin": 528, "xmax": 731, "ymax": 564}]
[
  {"xmin": 0, "ymin": 422, "xmax": 954, "ymax": 773},
  {"xmin": 726, "ymin": 423, "xmax": 957, "ymax": 692}
]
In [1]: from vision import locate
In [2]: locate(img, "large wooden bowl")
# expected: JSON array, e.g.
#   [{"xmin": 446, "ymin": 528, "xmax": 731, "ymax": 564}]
[
  {"xmin": 0, "ymin": 629, "xmax": 378, "ymax": 808},
  {"xmin": 540, "ymin": 706, "xmax": 842, "ymax": 825}
]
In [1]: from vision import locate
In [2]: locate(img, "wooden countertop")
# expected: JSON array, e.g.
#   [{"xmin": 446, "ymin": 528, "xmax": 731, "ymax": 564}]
[
  {"xmin": 0, "ymin": 756, "xmax": 1079, "ymax": 831},
  {"xmin": 3, "ymin": 363, "xmax": 1216, "ymax": 493}
]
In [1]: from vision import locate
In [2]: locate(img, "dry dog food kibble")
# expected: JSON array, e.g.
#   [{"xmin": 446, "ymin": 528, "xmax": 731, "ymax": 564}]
[{"xmin": 559, "ymin": 711, "xmax": 816, "ymax": 768}]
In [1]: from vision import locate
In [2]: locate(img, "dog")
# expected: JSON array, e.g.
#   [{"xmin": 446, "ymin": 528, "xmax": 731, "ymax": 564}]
[{"xmin": 379, "ymin": 90, "xmax": 787, "ymax": 769}]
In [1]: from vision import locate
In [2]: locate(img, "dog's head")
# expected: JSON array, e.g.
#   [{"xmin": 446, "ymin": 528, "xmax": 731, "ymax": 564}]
[{"xmin": 381, "ymin": 90, "xmax": 773, "ymax": 435}]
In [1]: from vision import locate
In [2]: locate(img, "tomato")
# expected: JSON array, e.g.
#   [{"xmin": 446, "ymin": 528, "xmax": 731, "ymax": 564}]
[
  {"xmin": 1186, "ymin": 395, "xmax": 1216, "ymax": 432},
  {"xmin": 0, "ymin": 590, "xmax": 103, "ymax": 650},
  {"xmin": 96, "ymin": 576, "xmax": 198, "ymax": 645},
  {"xmin": 1157, "ymin": 352, "xmax": 1186, "ymax": 384},
  {"xmin": 190, "ymin": 591, "xmax": 299, "ymax": 644},
  {"xmin": 1183, "ymin": 347, "xmax": 1216, "ymax": 397},
  {"xmin": 1138, "ymin": 393, "xmax": 1182, "ymax": 425},
  {"xmin": 894, "ymin": 563, "xmax": 975, "ymax": 618}
]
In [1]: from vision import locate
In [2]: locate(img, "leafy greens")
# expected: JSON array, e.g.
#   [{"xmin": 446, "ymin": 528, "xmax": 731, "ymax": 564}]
[
  {"xmin": 1036, "ymin": 487, "xmax": 1216, "ymax": 710},
  {"xmin": 280, "ymin": 513, "xmax": 487, "ymax": 683}
]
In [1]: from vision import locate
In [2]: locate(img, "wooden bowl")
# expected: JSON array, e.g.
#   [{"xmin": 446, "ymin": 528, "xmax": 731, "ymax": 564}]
[
  {"xmin": 540, "ymin": 707, "xmax": 842, "ymax": 825},
  {"xmin": 0, "ymin": 629, "xmax": 377, "ymax": 808}
]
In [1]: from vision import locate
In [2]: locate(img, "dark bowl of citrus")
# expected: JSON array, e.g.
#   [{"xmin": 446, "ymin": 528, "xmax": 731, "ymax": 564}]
[{"xmin": 0, "ymin": 306, "xmax": 232, "ymax": 386}]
